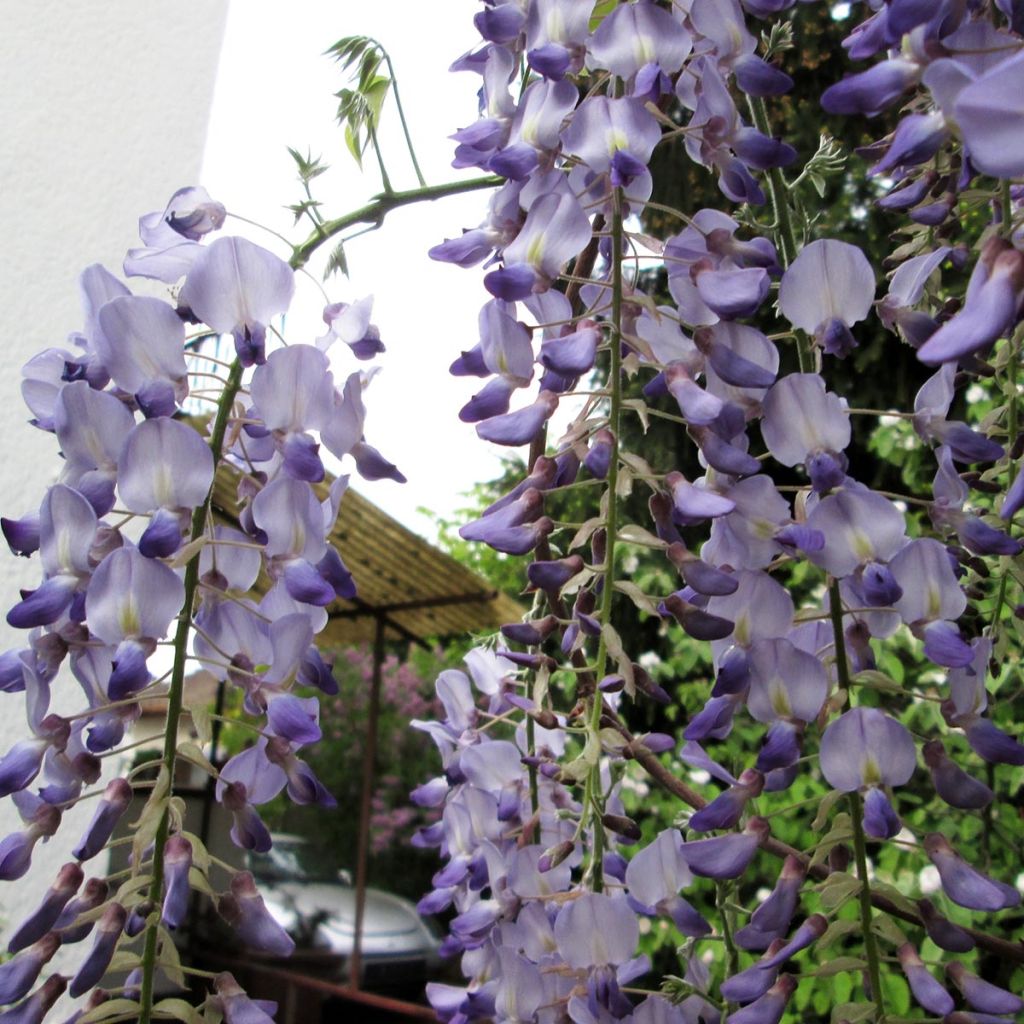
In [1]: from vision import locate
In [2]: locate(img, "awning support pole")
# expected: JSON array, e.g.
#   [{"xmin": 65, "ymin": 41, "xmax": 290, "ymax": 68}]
[{"xmin": 349, "ymin": 613, "xmax": 385, "ymax": 989}]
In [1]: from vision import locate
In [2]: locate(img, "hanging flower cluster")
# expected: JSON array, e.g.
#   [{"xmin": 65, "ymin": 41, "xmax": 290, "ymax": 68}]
[
  {"xmin": 417, "ymin": 1, "xmax": 1024, "ymax": 1022},
  {"xmin": 0, "ymin": 185, "xmax": 405, "ymax": 1020}
]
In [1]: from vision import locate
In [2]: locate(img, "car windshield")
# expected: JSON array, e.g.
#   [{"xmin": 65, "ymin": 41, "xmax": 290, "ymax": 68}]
[{"xmin": 248, "ymin": 839, "xmax": 345, "ymax": 884}]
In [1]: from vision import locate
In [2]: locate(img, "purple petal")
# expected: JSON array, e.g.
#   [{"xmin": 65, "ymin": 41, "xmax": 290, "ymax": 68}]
[
  {"xmin": 118, "ymin": 417, "xmax": 214, "ymax": 514},
  {"xmin": 219, "ymin": 872, "xmax": 295, "ymax": 957},
  {"xmin": 7, "ymin": 863, "xmax": 82, "ymax": 952},
  {"xmin": 282, "ymin": 560, "xmax": 336, "ymax": 606},
  {"xmin": 7, "ymin": 578, "xmax": 77, "ymax": 630},
  {"xmin": 160, "ymin": 835, "xmax": 193, "ymax": 929},
  {"xmin": 69, "ymin": 903, "xmax": 126, "ymax": 997},
  {"xmin": 267, "ymin": 694, "xmax": 321, "ymax": 745},
  {"xmin": 724, "ymin": 975, "xmax": 796, "ymax": 1024},
  {"xmin": 351, "ymin": 440, "xmax": 406, "ymax": 483},
  {"xmin": 138, "ymin": 508, "xmax": 184, "ymax": 559},
  {"xmin": 924, "ymin": 833, "xmax": 1021, "ymax": 911},
  {"xmin": 862, "ymin": 786, "xmax": 902, "ymax": 839},
  {"xmin": 696, "ymin": 268, "xmax": 769, "ymax": 319},
  {"xmin": 946, "ymin": 962, "xmax": 1023, "ymax": 1015},
  {"xmin": 917, "ymin": 898, "xmax": 975, "ymax": 953},
  {"xmin": 179, "ymin": 237, "xmax": 294, "ymax": 360},
  {"xmin": 554, "ymin": 893, "xmax": 639, "ymax": 968},
  {"xmin": 955, "ymin": 50, "xmax": 1024, "ymax": 178},
  {"xmin": 680, "ymin": 820, "xmax": 765, "ymax": 879},
  {"xmin": 963, "ymin": 717, "xmax": 1024, "ymax": 765},
  {"xmin": 72, "ymin": 778, "xmax": 132, "ymax": 862},
  {"xmin": 95, "ymin": 294, "xmax": 187, "ymax": 395},
  {"xmin": 0, "ymin": 933, "xmax": 60, "ymax": 1006},
  {"xmin": 476, "ymin": 392, "xmax": 558, "ymax": 446},
  {"xmin": 819, "ymin": 706, "xmax": 916, "ymax": 791},
  {"xmin": 86, "ymin": 546, "xmax": 184, "ymax": 644},
  {"xmin": 923, "ymin": 740, "xmax": 993, "ymax": 809},
  {"xmin": 897, "ymin": 944, "xmax": 954, "ymax": 1016}
]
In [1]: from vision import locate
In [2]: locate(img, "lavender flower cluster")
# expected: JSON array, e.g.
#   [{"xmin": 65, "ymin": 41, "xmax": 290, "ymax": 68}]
[
  {"xmin": 0, "ymin": 187, "xmax": 402, "ymax": 1021},
  {"xmin": 414, "ymin": 1, "xmax": 1024, "ymax": 1023}
]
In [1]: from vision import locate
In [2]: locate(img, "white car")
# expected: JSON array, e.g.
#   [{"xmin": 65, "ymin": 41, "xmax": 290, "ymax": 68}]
[{"xmin": 245, "ymin": 834, "xmax": 444, "ymax": 991}]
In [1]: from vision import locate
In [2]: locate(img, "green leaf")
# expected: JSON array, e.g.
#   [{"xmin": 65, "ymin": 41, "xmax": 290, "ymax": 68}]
[
  {"xmin": 180, "ymin": 830, "xmax": 211, "ymax": 873},
  {"xmin": 201, "ymin": 998, "xmax": 225, "ymax": 1024},
  {"xmin": 286, "ymin": 146, "xmax": 326, "ymax": 182},
  {"xmin": 114, "ymin": 874, "xmax": 154, "ymax": 904},
  {"xmin": 883, "ymin": 973, "xmax": 912, "ymax": 1016},
  {"xmin": 589, "ymin": 0, "xmax": 618, "ymax": 30},
  {"xmin": 819, "ymin": 918, "xmax": 860, "ymax": 948},
  {"xmin": 188, "ymin": 703, "xmax": 212, "ymax": 747},
  {"xmin": 853, "ymin": 669, "xmax": 903, "ymax": 694},
  {"xmin": 601, "ymin": 622, "xmax": 636, "ymax": 695},
  {"xmin": 178, "ymin": 741, "xmax": 216, "ymax": 778},
  {"xmin": 154, "ymin": 998, "xmax": 203, "ymax": 1024},
  {"xmin": 132, "ymin": 772, "xmax": 170, "ymax": 870},
  {"xmin": 616, "ymin": 522, "xmax": 666, "ymax": 548},
  {"xmin": 363, "ymin": 76, "xmax": 392, "ymax": 123},
  {"xmin": 831, "ymin": 1002, "xmax": 876, "ymax": 1024},
  {"xmin": 613, "ymin": 579, "xmax": 660, "ymax": 616},
  {"xmin": 811, "ymin": 811, "xmax": 853, "ymax": 868},
  {"xmin": 344, "ymin": 122, "xmax": 364, "ymax": 167},
  {"xmin": 358, "ymin": 50, "xmax": 384, "ymax": 91},
  {"xmin": 108, "ymin": 950, "xmax": 142, "ymax": 973},
  {"xmin": 817, "ymin": 871, "xmax": 862, "ymax": 911},
  {"xmin": 80, "ymin": 999, "xmax": 141, "ymax": 1023},
  {"xmin": 326, "ymin": 35, "xmax": 374, "ymax": 72},
  {"xmin": 812, "ymin": 788, "xmax": 845, "ymax": 831},
  {"xmin": 871, "ymin": 912, "xmax": 909, "ymax": 947},
  {"xmin": 324, "ymin": 240, "xmax": 349, "ymax": 280},
  {"xmin": 158, "ymin": 925, "xmax": 186, "ymax": 988},
  {"xmin": 870, "ymin": 881, "xmax": 918, "ymax": 917},
  {"xmin": 186, "ymin": 865, "xmax": 214, "ymax": 897},
  {"xmin": 813, "ymin": 956, "xmax": 867, "ymax": 977}
]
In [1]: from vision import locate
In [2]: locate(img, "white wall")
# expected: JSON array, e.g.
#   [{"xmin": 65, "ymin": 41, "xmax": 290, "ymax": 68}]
[{"xmin": 0, "ymin": 0, "xmax": 228, "ymax": 953}]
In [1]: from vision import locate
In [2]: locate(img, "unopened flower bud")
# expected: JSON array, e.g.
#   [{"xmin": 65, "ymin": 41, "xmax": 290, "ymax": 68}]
[
  {"xmin": 537, "ymin": 840, "xmax": 574, "ymax": 872},
  {"xmin": 601, "ymin": 813, "xmax": 642, "ymax": 842},
  {"xmin": 73, "ymin": 778, "xmax": 132, "ymax": 862},
  {"xmin": 69, "ymin": 903, "xmax": 126, "ymax": 997}
]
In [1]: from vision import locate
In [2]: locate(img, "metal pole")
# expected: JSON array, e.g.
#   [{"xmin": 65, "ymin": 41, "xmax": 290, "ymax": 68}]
[{"xmin": 349, "ymin": 614, "xmax": 385, "ymax": 989}]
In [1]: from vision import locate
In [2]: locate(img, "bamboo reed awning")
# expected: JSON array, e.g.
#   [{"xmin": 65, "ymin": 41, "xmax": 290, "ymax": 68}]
[{"xmin": 211, "ymin": 467, "xmax": 524, "ymax": 647}]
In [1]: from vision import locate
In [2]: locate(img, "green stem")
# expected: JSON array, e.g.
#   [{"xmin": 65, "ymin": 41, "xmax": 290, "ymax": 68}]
[
  {"xmin": 716, "ymin": 881, "xmax": 740, "ymax": 1001},
  {"xmin": 290, "ymin": 175, "xmax": 501, "ymax": 268},
  {"xmin": 526, "ymin": 714, "xmax": 539, "ymax": 816},
  {"xmin": 747, "ymin": 96, "xmax": 813, "ymax": 373},
  {"xmin": 590, "ymin": 189, "xmax": 624, "ymax": 697},
  {"xmin": 990, "ymin": 328, "xmax": 1020, "ymax": 632},
  {"xmin": 366, "ymin": 120, "xmax": 394, "ymax": 194},
  {"xmin": 828, "ymin": 579, "xmax": 852, "ymax": 693},
  {"xmin": 829, "ymin": 579, "xmax": 885, "ymax": 1021},
  {"xmin": 383, "ymin": 52, "xmax": 427, "ymax": 187},
  {"xmin": 848, "ymin": 791, "xmax": 886, "ymax": 1019},
  {"xmin": 584, "ymin": 189, "xmax": 626, "ymax": 895},
  {"xmin": 591, "ymin": 787, "xmax": 605, "ymax": 895},
  {"xmin": 137, "ymin": 363, "xmax": 244, "ymax": 1024}
]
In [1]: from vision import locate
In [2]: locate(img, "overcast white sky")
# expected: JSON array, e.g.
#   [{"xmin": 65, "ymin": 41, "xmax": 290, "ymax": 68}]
[{"xmin": 202, "ymin": 2, "xmax": 512, "ymax": 539}]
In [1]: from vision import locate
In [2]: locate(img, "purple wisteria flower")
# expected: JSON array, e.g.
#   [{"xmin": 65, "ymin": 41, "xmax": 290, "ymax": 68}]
[
  {"xmin": 819, "ymin": 707, "xmax": 915, "ymax": 838},
  {"xmin": 179, "ymin": 236, "xmax": 295, "ymax": 365},
  {"xmin": 761, "ymin": 374, "xmax": 850, "ymax": 492},
  {"xmin": 778, "ymin": 240, "xmax": 875, "ymax": 358}
]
